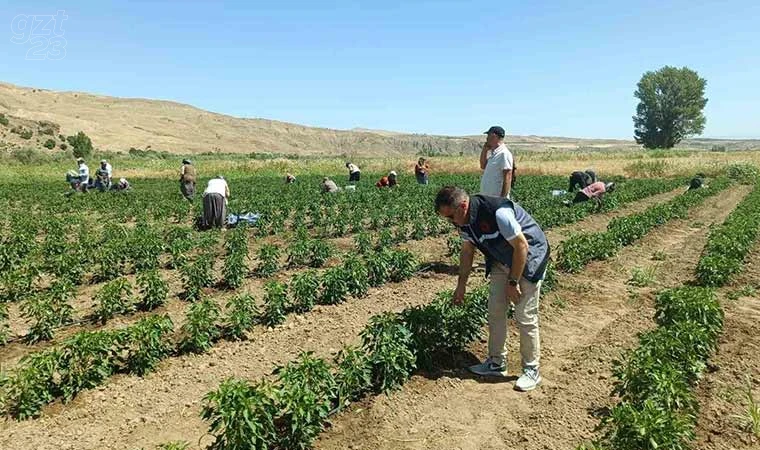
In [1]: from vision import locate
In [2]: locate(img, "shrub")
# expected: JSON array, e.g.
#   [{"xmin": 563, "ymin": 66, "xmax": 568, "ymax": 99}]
[
  {"xmin": 43, "ymin": 138, "xmax": 56, "ymax": 149},
  {"xmin": 67, "ymin": 131, "xmax": 93, "ymax": 158},
  {"xmin": 223, "ymin": 293, "xmax": 258, "ymax": 341},
  {"xmin": 179, "ymin": 298, "xmax": 221, "ymax": 354}
]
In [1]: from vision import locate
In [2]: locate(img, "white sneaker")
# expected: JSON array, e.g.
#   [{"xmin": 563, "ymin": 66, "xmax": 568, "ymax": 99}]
[
  {"xmin": 515, "ymin": 366, "xmax": 542, "ymax": 391},
  {"xmin": 468, "ymin": 357, "xmax": 507, "ymax": 377}
]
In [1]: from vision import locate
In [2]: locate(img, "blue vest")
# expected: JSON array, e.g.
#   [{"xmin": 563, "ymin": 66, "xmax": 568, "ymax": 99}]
[{"xmin": 459, "ymin": 195, "xmax": 550, "ymax": 283}]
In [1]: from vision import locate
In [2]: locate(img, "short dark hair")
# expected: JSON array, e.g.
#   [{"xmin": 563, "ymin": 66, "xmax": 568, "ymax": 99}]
[{"xmin": 435, "ymin": 186, "xmax": 468, "ymax": 212}]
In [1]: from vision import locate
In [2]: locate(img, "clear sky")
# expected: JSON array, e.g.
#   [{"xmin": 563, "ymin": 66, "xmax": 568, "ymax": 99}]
[{"xmin": 2, "ymin": 0, "xmax": 759, "ymax": 139}]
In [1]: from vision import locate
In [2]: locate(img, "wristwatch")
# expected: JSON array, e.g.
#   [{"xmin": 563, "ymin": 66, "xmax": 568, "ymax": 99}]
[{"xmin": 508, "ymin": 278, "xmax": 519, "ymax": 286}]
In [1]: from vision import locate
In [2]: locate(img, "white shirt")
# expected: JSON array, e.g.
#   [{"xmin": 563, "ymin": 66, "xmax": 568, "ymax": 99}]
[
  {"xmin": 347, "ymin": 163, "xmax": 360, "ymax": 174},
  {"xmin": 204, "ymin": 178, "xmax": 229, "ymax": 198},
  {"xmin": 105, "ymin": 163, "xmax": 112, "ymax": 178},
  {"xmin": 78, "ymin": 164, "xmax": 89, "ymax": 182},
  {"xmin": 479, "ymin": 143, "xmax": 513, "ymax": 197}
]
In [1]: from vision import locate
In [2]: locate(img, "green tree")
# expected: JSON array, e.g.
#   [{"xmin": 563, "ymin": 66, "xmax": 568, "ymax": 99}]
[
  {"xmin": 633, "ymin": 66, "xmax": 707, "ymax": 149},
  {"xmin": 67, "ymin": 131, "xmax": 93, "ymax": 158}
]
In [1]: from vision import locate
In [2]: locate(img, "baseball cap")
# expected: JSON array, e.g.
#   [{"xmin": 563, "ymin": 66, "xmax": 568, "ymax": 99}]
[{"xmin": 483, "ymin": 126, "xmax": 506, "ymax": 138}]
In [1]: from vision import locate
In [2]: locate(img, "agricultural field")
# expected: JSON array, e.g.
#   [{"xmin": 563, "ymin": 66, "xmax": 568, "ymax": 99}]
[{"xmin": 0, "ymin": 155, "xmax": 759, "ymax": 450}]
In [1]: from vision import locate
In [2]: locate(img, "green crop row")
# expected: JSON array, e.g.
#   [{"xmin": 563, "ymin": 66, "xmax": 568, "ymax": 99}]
[
  {"xmin": 579, "ymin": 286, "xmax": 723, "ymax": 450},
  {"xmin": 200, "ymin": 285, "xmax": 489, "ymax": 450},
  {"xmin": 557, "ymin": 178, "xmax": 731, "ymax": 272},
  {"xmin": 695, "ymin": 180, "xmax": 760, "ymax": 286}
]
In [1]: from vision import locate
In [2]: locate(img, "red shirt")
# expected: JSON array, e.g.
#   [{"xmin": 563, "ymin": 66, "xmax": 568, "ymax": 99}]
[{"xmin": 376, "ymin": 176, "xmax": 389, "ymax": 188}]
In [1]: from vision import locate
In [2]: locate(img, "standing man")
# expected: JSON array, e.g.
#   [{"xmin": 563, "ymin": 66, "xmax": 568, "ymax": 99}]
[
  {"xmin": 435, "ymin": 186, "xmax": 549, "ymax": 391},
  {"xmin": 479, "ymin": 126, "xmax": 514, "ymax": 198},
  {"xmin": 415, "ymin": 157, "xmax": 429, "ymax": 185},
  {"xmin": 180, "ymin": 159, "xmax": 197, "ymax": 201},
  {"xmin": 201, "ymin": 175, "xmax": 230, "ymax": 229}
]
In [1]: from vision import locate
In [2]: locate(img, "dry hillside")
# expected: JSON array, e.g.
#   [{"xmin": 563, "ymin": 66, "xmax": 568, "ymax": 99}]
[{"xmin": 1, "ymin": 81, "xmax": 756, "ymax": 156}]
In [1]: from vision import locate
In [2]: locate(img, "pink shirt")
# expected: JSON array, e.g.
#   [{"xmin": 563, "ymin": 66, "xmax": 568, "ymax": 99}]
[{"xmin": 581, "ymin": 181, "xmax": 606, "ymax": 198}]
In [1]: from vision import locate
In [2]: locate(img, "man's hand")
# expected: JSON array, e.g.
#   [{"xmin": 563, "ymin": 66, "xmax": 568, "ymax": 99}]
[
  {"xmin": 453, "ymin": 284, "xmax": 466, "ymax": 305},
  {"xmin": 506, "ymin": 283, "xmax": 521, "ymax": 303}
]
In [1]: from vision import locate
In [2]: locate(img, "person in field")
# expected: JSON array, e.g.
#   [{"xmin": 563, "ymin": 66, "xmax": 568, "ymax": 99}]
[
  {"xmin": 285, "ymin": 173, "xmax": 296, "ymax": 184},
  {"xmin": 346, "ymin": 162, "xmax": 361, "ymax": 183},
  {"xmin": 415, "ymin": 157, "xmax": 429, "ymax": 185},
  {"xmin": 94, "ymin": 159, "xmax": 113, "ymax": 192},
  {"xmin": 687, "ymin": 173, "xmax": 708, "ymax": 191},
  {"xmin": 180, "ymin": 159, "xmax": 197, "ymax": 201},
  {"xmin": 112, "ymin": 177, "xmax": 131, "ymax": 192},
  {"xmin": 321, "ymin": 177, "xmax": 340, "ymax": 193},
  {"xmin": 76, "ymin": 158, "xmax": 90, "ymax": 191},
  {"xmin": 376, "ymin": 171, "xmax": 398, "ymax": 188},
  {"xmin": 563, "ymin": 181, "xmax": 616, "ymax": 208},
  {"xmin": 436, "ymin": 186, "xmax": 549, "ymax": 391},
  {"xmin": 479, "ymin": 126, "xmax": 514, "ymax": 198},
  {"xmin": 201, "ymin": 175, "xmax": 230, "ymax": 229},
  {"xmin": 568, "ymin": 170, "xmax": 597, "ymax": 191}
]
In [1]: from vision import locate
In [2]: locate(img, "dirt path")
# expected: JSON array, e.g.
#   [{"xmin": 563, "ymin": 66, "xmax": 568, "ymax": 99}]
[
  {"xmin": 315, "ymin": 185, "xmax": 752, "ymax": 450},
  {"xmin": 693, "ymin": 244, "xmax": 760, "ymax": 450},
  {"xmin": 0, "ymin": 185, "xmax": 699, "ymax": 450}
]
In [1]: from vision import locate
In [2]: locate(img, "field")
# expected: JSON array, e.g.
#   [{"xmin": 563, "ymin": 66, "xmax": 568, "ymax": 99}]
[{"xmin": 0, "ymin": 152, "xmax": 759, "ymax": 450}]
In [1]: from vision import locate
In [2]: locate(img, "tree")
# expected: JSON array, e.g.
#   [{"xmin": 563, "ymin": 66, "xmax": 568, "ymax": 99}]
[
  {"xmin": 633, "ymin": 66, "xmax": 707, "ymax": 149},
  {"xmin": 67, "ymin": 131, "xmax": 93, "ymax": 158}
]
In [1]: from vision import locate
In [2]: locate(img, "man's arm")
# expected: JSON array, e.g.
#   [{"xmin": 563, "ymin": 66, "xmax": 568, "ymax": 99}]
[
  {"xmin": 480, "ymin": 144, "xmax": 489, "ymax": 170},
  {"xmin": 507, "ymin": 233, "xmax": 528, "ymax": 282},
  {"xmin": 454, "ymin": 240, "xmax": 476, "ymax": 304},
  {"xmin": 501, "ymin": 169, "xmax": 513, "ymax": 198}
]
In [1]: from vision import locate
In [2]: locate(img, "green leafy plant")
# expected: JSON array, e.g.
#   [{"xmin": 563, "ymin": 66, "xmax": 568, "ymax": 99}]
[
  {"xmin": 56, "ymin": 330, "xmax": 123, "ymax": 402},
  {"xmin": 389, "ymin": 249, "xmax": 418, "ymax": 282},
  {"xmin": 136, "ymin": 269, "xmax": 169, "ymax": 311},
  {"xmin": 122, "ymin": 314, "xmax": 174, "ymax": 376},
  {"xmin": 223, "ymin": 293, "xmax": 259, "ymax": 341},
  {"xmin": 354, "ymin": 232, "xmax": 373, "ymax": 255},
  {"xmin": 93, "ymin": 277, "xmax": 134, "ymax": 323},
  {"xmin": 201, "ymin": 378, "xmax": 278, "ymax": 450},
  {"xmin": 261, "ymin": 280, "xmax": 288, "ymax": 326},
  {"xmin": 290, "ymin": 270, "xmax": 319, "ymax": 313},
  {"xmin": 319, "ymin": 266, "xmax": 350, "ymax": 305},
  {"xmin": 308, "ymin": 239, "xmax": 332, "ymax": 268},
  {"xmin": 360, "ymin": 312, "xmax": 416, "ymax": 392},
  {"xmin": 180, "ymin": 253, "xmax": 214, "ymax": 302},
  {"xmin": 334, "ymin": 346, "xmax": 372, "ymax": 408},
  {"xmin": 256, "ymin": 244, "xmax": 281, "ymax": 277},
  {"xmin": 179, "ymin": 297, "xmax": 221, "ymax": 354},
  {"xmin": 156, "ymin": 441, "xmax": 190, "ymax": 450},
  {"xmin": 627, "ymin": 265, "xmax": 657, "ymax": 287},
  {"xmin": 342, "ymin": 255, "xmax": 369, "ymax": 298}
]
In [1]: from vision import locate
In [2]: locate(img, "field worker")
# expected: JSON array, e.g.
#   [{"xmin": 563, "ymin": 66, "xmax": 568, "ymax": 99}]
[
  {"xmin": 687, "ymin": 173, "xmax": 708, "ymax": 192},
  {"xmin": 65, "ymin": 169, "xmax": 82, "ymax": 192},
  {"xmin": 479, "ymin": 126, "xmax": 514, "ymax": 198},
  {"xmin": 415, "ymin": 157, "xmax": 430, "ymax": 185},
  {"xmin": 435, "ymin": 186, "xmax": 549, "ymax": 390},
  {"xmin": 322, "ymin": 177, "xmax": 340, "ymax": 194},
  {"xmin": 201, "ymin": 175, "xmax": 230, "ymax": 229},
  {"xmin": 112, "ymin": 177, "xmax": 131, "ymax": 192},
  {"xmin": 376, "ymin": 171, "xmax": 398, "ymax": 188},
  {"xmin": 563, "ymin": 181, "xmax": 616, "ymax": 208},
  {"xmin": 180, "ymin": 159, "xmax": 197, "ymax": 201},
  {"xmin": 568, "ymin": 170, "xmax": 596, "ymax": 191},
  {"xmin": 346, "ymin": 162, "xmax": 361, "ymax": 183},
  {"xmin": 285, "ymin": 173, "xmax": 296, "ymax": 184},
  {"xmin": 94, "ymin": 160, "xmax": 112, "ymax": 192},
  {"xmin": 76, "ymin": 158, "xmax": 90, "ymax": 191}
]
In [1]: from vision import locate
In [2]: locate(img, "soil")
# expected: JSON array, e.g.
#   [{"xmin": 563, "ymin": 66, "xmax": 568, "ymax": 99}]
[
  {"xmin": 0, "ymin": 185, "xmax": 748, "ymax": 450},
  {"xmin": 314, "ymin": 185, "xmax": 752, "ymax": 450}
]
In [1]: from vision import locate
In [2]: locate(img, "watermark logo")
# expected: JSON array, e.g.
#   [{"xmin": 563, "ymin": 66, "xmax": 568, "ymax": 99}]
[{"xmin": 11, "ymin": 10, "xmax": 68, "ymax": 60}]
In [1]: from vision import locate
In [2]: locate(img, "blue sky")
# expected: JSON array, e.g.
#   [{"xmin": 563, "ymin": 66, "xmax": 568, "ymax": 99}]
[{"xmin": 2, "ymin": 0, "xmax": 759, "ymax": 139}]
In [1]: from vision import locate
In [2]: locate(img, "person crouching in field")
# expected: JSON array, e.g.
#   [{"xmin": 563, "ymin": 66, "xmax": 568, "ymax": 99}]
[
  {"xmin": 435, "ymin": 186, "xmax": 549, "ymax": 391},
  {"xmin": 180, "ymin": 159, "xmax": 197, "ymax": 201},
  {"xmin": 563, "ymin": 181, "xmax": 615, "ymax": 209},
  {"xmin": 376, "ymin": 171, "xmax": 398, "ymax": 188},
  {"xmin": 568, "ymin": 170, "xmax": 597, "ymax": 191},
  {"xmin": 415, "ymin": 158, "xmax": 429, "ymax": 184},
  {"xmin": 201, "ymin": 176, "xmax": 230, "ymax": 229}
]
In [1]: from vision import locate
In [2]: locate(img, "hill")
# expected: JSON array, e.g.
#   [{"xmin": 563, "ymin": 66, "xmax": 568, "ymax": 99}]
[{"xmin": 0, "ymin": 81, "xmax": 757, "ymax": 156}]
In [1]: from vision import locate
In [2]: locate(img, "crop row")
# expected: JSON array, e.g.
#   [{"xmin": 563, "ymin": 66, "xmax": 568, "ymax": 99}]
[
  {"xmin": 556, "ymin": 178, "xmax": 731, "ymax": 272},
  {"xmin": 0, "ymin": 246, "xmax": 419, "ymax": 419},
  {"xmin": 579, "ymin": 286, "xmax": 723, "ymax": 450},
  {"xmin": 198, "ymin": 284, "xmax": 490, "ymax": 450},
  {"xmin": 695, "ymin": 180, "xmax": 760, "ymax": 286}
]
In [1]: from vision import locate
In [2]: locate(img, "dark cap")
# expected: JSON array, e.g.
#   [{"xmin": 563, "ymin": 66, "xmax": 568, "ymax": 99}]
[{"xmin": 484, "ymin": 126, "xmax": 505, "ymax": 138}]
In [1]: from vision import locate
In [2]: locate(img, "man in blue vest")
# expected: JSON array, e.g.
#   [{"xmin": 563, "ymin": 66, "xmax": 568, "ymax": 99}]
[{"xmin": 435, "ymin": 186, "xmax": 550, "ymax": 391}]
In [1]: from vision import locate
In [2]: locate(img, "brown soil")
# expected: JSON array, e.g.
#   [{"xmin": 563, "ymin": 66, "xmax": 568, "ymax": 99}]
[
  {"xmin": 0, "ymin": 186, "xmax": 746, "ymax": 450},
  {"xmin": 692, "ymin": 244, "xmax": 760, "ymax": 450},
  {"xmin": 314, "ymin": 185, "xmax": 752, "ymax": 450}
]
